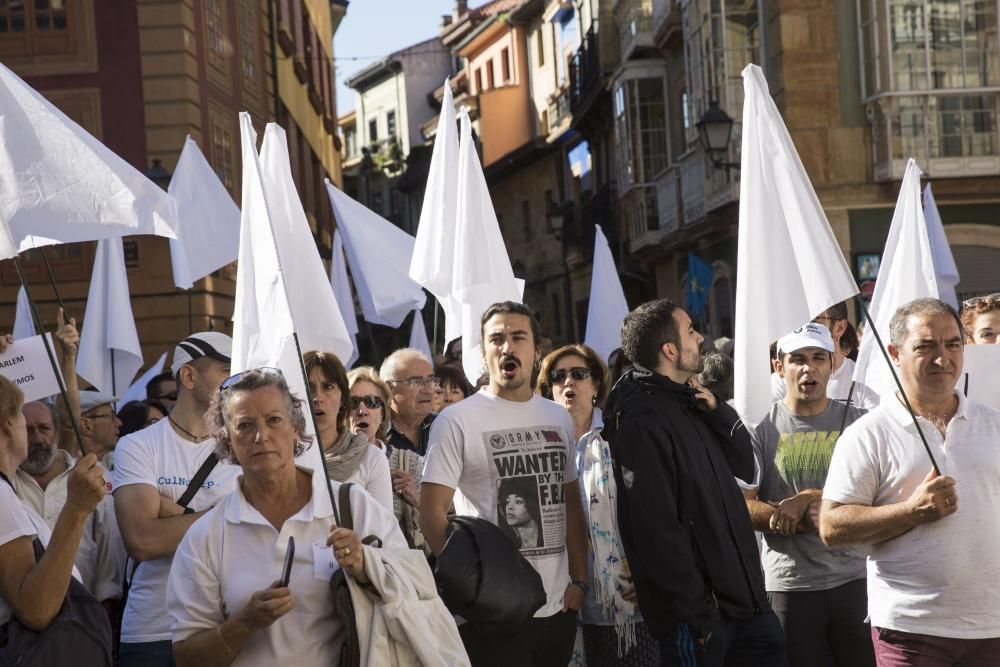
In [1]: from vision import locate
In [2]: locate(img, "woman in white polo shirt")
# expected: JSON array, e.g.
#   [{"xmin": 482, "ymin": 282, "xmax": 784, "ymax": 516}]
[{"xmin": 166, "ymin": 368, "xmax": 406, "ymax": 666}]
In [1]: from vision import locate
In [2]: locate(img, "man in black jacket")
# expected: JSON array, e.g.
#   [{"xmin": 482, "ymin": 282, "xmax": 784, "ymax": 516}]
[{"xmin": 604, "ymin": 299, "xmax": 787, "ymax": 666}]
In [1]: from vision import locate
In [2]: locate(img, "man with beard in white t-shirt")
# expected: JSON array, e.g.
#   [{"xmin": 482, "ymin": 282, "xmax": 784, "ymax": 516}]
[
  {"xmin": 772, "ymin": 301, "xmax": 879, "ymax": 410},
  {"xmin": 421, "ymin": 301, "xmax": 588, "ymax": 667},
  {"xmin": 113, "ymin": 332, "xmax": 242, "ymax": 667}
]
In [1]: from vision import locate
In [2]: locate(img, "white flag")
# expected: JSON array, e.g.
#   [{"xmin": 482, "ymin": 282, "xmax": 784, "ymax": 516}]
[
  {"xmin": 734, "ymin": 64, "xmax": 859, "ymax": 424},
  {"xmin": 408, "ymin": 310, "xmax": 433, "ymax": 361},
  {"xmin": 76, "ymin": 238, "xmax": 144, "ymax": 395},
  {"xmin": 168, "ymin": 136, "xmax": 241, "ymax": 289},
  {"xmin": 12, "ymin": 286, "xmax": 35, "ymax": 340},
  {"xmin": 453, "ymin": 107, "xmax": 523, "ymax": 383},
  {"xmin": 330, "ymin": 229, "xmax": 359, "ymax": 368},
  {"xmin": 0, "ymin": 63, "xmax": 178, "ymax": 260},
  {"xmin": 410, "ymin": 78, "xmax": 462, "ymax": 343},
  {"xmin": 325, "ymin": 181, "xmax": 426, "ymax": 328},
  {"xmin": 118, "ymin": 351, "xmax": 168, "ymax": 406},
  {"xmin": 584, "ymin": 225, "xmax": 629, "ymax": 362},
  {"xmin": 853, "ymin": 159, "xmax": 938, "ymax": 398},
  {"xmin": 922, "ymin": 183, "xmax": 960, "ymax": 310}
]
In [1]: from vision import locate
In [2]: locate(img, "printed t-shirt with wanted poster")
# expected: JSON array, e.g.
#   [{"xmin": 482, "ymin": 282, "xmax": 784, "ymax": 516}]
[{"xmin": 422, "ymin": 389, "xmax": 578, "ymax": 618}]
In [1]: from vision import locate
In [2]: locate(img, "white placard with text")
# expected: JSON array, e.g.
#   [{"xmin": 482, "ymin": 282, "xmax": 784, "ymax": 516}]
[{"xmin": 0, "ymin": 334, "xmax": 64, "ymax": 403}]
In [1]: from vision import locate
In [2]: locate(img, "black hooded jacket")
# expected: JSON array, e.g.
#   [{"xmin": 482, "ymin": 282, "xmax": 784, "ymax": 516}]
[{"xmin": 602, "ymin": 368, "xmax": 768, "ymax": 641}]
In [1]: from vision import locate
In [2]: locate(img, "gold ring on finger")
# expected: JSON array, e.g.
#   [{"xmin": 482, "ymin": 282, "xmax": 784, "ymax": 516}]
[{"xmin": 343, "ymin": 547, "xmax": 351, "ymax": 557}]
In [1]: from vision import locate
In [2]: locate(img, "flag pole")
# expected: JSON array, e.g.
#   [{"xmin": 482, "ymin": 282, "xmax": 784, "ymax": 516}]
[
  {"xmin": 38, "ymin": 248, "xmax": 68, "ymax": 314},
  {"xmin": 432, "ymin": 300, "xmax": 440, "ymax": 356},
  {"xmin": 855, "ymin": 295, "xmax": 940, "ymax": 475},
  {"xmin": 12, "ymin": 257, "xmax": 88, "ymax": 457},
  {"xmin": 244, "ymin": 123, "xmax": 341, "ymax": 526}
]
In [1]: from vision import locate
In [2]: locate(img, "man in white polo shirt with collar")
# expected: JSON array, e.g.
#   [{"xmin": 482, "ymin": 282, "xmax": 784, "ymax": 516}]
[
  {"xmin": 113, "ymin": 332, "xmax": 242, "ymax": 667},
  {"xmin": 821, "ymin": 298, "xmax": 1000, "ymax": 665}
]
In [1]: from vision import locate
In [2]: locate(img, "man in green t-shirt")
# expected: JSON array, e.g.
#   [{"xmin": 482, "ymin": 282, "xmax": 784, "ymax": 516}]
[{"xmin": 744, "ymin": 323, "xmax": 873, "ymax": 667}]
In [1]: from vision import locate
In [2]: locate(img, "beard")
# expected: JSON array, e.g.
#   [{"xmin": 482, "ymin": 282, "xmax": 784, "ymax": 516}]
[
  {"xmin": 678, "ymin": 346, "xmax": 704, "ymax": 375},
  {"xmin": 19, "ymin": 441, "xmax": 57, "ymax": 475}
]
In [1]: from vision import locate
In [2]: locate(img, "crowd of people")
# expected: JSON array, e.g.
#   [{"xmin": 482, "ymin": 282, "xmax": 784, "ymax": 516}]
[{"xmin": 0, "ymin": 292, "xmax": 997, "ymax": 666}]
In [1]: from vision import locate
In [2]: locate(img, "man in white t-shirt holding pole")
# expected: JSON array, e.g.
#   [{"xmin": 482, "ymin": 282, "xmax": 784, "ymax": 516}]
[
  {"xmin": 113, "ymin": 332, "xmax": 242, "ymax": 667},
  {"xmin": 420, "ymin": 301, "xmax": 588, "ymax": 667},
  {"xmin": 821, "ymin": 298, "xmax": 1000, "ymax": 665}
]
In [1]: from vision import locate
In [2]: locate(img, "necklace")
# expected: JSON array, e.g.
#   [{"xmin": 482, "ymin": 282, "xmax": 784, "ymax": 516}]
[{"xmin": 168, "ymin": 415, "xmax": 209, "ymax": 442}]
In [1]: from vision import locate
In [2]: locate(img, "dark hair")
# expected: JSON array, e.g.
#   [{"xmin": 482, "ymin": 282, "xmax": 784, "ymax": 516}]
[
  {"xmin": 620, "ymin": 299, "xmax": 681, "ymax": 370},
  {"xmin": 840, "ymin": 320, "xmax": 859, "ymax": 361},
  {"xmin": 303, "ymin": 350, "xmax": 351, "ymax": 434},
  {"xmin": 696, "ymin": 353, "xmax": 735, "ymax": 402},
  {"xmin": 821, "ymin": 301, "xmax": 849, "ymax": 321},
  {"xmin": 444, "ymin": 337, "xmax": 462, "ymax": 361},
  {"xmin": 889, "ymin": 298, "xmax": 964, "ymax": 349},
  {"xmin": 607, "ymin": 347, "xmax": 632, "ymax": 386},
  {"xmin": 146, "ymin": 371, "xmax": 175, "ymax": 396},
  {"xmin": 434, "ymin": 364, "xmax": 474, "ymax": 398},
  {"xmin": 207, "ymin": 368, "xmax": 313, "ymax": 464},
  {"xmin": 537, "ymin": 344, "xmax": 610, "ymax": 405},
  {"xmin": 117, "ymin": 400, "xmax": 169, "ymax": 437},
  {"xmin": 479, "ymin": 301, "xmax": 541, "ymax": 349},
  {"xmin": 497, "ymin": 476, "xmax": 542, "ymax": 547}
]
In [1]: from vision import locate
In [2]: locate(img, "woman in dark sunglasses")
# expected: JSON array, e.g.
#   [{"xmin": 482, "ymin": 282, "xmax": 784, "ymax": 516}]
[{"xmin": 538, "ymin": 345, "xmax": 660, "ymax": 666}]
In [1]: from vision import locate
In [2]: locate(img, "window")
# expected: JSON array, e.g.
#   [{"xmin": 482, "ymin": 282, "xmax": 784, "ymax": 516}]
[
  {"xmin": 344, "ymin": 126, "xmax": 357, "ymax": 157},
  {"xmin": 475, "ymin": 68, "xmax": 483, "ymax": 92},
  {"xmin": 368, "ymin": 118, "xmax": 378, "ymax": 143},
  {"xmin": 521, "ymin": 199, "xmax": 532, "ymax": 240},
  {"xmin": 0, "ymin": 0, "xmax": 71, "ymax": 56},
  {"xmin": 205, "ymin": 0, "xmax": 227, "ymax": 70},
  {"xmin": 387, "ymin": 110, "xmax": 397, "ymax": 138},
  {"xmin": 501, "ymin": 47, "xmax": 511, "ymax": 81},
  {"xmin": 211, "ymin": 119, "xmax": 235, "ymax": 192},
  {"xmin": 486, "ymin": 60, "xmax": 495, "ymax": 89},
  {"xmin": 238, "ymin": 0, "xmax": 258, "ymax": 90},
  {"xmin": 613, "ymin": 70, "xmax": 669, "ymax": 189},
  {"xmin": 859, "ymin": 0, "xmax": 1000, "ymax": 176},
  {"xmin": 537, "ymin": 29, "xmax": 545, "ymax": 66}
]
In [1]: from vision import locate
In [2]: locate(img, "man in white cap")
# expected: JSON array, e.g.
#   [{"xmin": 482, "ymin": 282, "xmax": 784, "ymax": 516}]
[
  {"xmin": 743, "ymin": 323, "xmax": 873, "ymax": 666},
  {"xmin": 78, "ymin": 390, "xmax": 122, "ymax": 478},
  {"xmin": 113, "ymin": 332, "xmax": 242, "ymax": 667}
]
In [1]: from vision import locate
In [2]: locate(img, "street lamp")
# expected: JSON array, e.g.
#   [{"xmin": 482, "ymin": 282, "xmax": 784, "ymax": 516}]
[
  {"xmin": 146, "ymin": 159, "xmax": 172, "ymax": 190},
  {"xmin": 696, "ymin": 101, "xmax": 740, "ymax": 173}
]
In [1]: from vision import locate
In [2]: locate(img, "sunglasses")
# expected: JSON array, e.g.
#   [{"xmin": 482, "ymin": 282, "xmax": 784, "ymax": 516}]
[
  {"xmin": 350, "ymin": 395, "xmax": 384, "ymax": 410},
  {"xmin": 549, "ymin": 367, "xmax": 592, "ymax": 384},
  {"xmin": 219, "ymin": 367, "xmax": 284, "ymax": 392}
]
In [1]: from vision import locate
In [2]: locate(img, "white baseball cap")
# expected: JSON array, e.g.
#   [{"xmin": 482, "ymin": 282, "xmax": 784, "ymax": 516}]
[
  {"xmin": 777, "ymin": 323, "xmax": 834, "ymax": 355},
  {"xmin": 170, "ymin": 332, "xmax": 233, "ymax": 376}
]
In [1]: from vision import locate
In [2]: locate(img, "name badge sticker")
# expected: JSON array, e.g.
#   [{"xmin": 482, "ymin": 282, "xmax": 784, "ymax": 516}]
[{"xmin": 312, "ymin": 542, "xmax": 340, "ymax": 581}]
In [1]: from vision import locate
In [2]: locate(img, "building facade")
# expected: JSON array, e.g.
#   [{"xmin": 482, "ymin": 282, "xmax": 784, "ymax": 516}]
[{"xmin": 1, "ymin": 0, "xmax": 347, "ymax": 367}]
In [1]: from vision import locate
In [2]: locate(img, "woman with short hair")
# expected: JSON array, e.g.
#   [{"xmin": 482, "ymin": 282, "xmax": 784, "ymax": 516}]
[
  {"xmin": 0, "ymin": 374, "xmax": 108, "ymax": 636},
  {"xmin": 347, "ymin": 366, "xmax": 426, "ymax": 553},
  {"xmin": 167, "ymin": 368, "xmax": 407, "ymax": 666},
  {"xmin": 116, "ymin": 399, "xmax": 168, "ymax": 437},
  {"xmin": 304, "ymin": 351, "xmax": 393, "ymax": 512},
  {"xmin": 433, "ymin": 364, "xmax": 474, "ymax": 409},
  {"xmin": 539, "ymin": 345, "xmax": 660, "ymax": 666},
  {"xmin": 961, "ymin": 293, "xmax": 1000, "ymax": 344}
]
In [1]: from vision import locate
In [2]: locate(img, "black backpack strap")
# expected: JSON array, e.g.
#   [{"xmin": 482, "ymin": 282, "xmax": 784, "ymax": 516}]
[{"xmin": 176, "ymin": 453, "xmax": 219, "ymax": 509}]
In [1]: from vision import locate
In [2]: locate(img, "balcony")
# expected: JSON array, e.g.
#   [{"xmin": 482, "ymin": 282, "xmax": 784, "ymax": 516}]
[
  {"xmin": 655, "ymin": 164, "xmax": 680, "ymax": 234},
  {"xmin": 866, "ymin": 92, "xmax": 1000, "ymax": 182},
  {"xmin": 546, "ymin": 87, "xmax": 572, "ymax": 139},
  {"xmin": 569, "ymin": 22, "xmax": 601, "ymax": 116},
  {"xmin": 615, "ymin": 0, "xmax": 654, "ymax": 61}
]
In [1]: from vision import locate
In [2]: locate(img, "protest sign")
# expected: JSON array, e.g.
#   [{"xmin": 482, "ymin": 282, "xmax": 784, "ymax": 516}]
[{"xmin": 0, "ymin": 334, "xmax": 64, "ymax": 402}]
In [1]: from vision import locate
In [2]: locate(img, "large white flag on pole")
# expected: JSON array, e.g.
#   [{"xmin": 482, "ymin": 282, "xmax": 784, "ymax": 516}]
[
  {"xmin": 118, "ymin": 351, "xmax": 168, "ymax": 406},
  {"xmin": 76, "ymin": 238, "xmax": 144, "ymax": 395},
  {"xmin": 325, "ymin": 181, "xmax": 426, "ymax": 328},
  {"xmin": 853, "ymin": 159, "xmax": 939, "ymax": 398},
  {"xmin": 922, "ymin": 183, "xmax": 960, "ymax": 310},
  {"xmin": 409, "ymin": 78, "xmax": 462, "ymax": 345},
  {"xmin": 231, "ymin": 115, "xmax": 355, "ymax": 399},
  {"xmin": 453, "ymin": 107, "xmax": 523, "ymax": 383},
  {"xmin": 168, "ymin": 136, "xmax": 241, "ymax": 289},
  {"xmin": 330, "ymin": 229, "xmax": 359, "ymax": 368},
  {"xmin": 12, "ymin": 286, "xmax": 35, "ymax": 340},
  {"xmin": 734, "ymin": 64, "xmax": 859, "ymax": 424},
  {"xmin": 0, "ymin": 63, "xmax": 178, "ymax": 260},
  {"xmin": 584, "ymin": 224, "xmax": 629, "ymax": 362}
]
